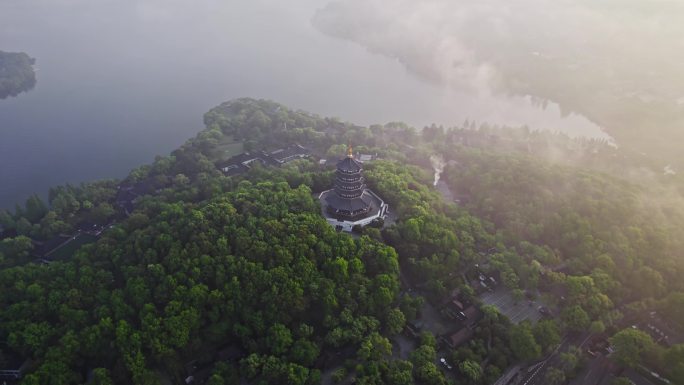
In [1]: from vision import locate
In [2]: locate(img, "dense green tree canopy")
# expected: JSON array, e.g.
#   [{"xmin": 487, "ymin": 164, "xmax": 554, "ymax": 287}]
[
  {"xmin": 609, "ymin": 328, "xmax": 655, "ymax": 369},
  {"xmin": 2, "ymin": 98, "xmax": 684, "ymax": 384},
  {"xmin": 0, "ymin": 181, "xmax": 403, "ymax": 384},
  {"xmin": 0, "ymin": 51, "xmax": 36, "ymax": 99},
  {"xmin": 508, "ymin": 322, "xmax": 541, "ymax": 362},
  {"xmin": 532, "ymin": 320, "xmax": 561, "ymax": 353}
]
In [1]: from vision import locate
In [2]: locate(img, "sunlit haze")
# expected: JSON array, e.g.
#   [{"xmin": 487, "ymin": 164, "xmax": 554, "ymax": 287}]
[{"xmin": 1, "ymin": 2, "xmax": 683, "ymax": 385}]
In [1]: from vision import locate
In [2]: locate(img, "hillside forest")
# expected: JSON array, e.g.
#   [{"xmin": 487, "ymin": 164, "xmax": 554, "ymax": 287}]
[{"xmin": 1, "ymin": 98, "xmax": 683, "ymax": 385}]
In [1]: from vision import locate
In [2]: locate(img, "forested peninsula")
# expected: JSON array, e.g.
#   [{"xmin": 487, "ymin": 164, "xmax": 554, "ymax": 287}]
[
  {"xmin": 1, "ymin": 98, "xmax": 683, "ymax": 385},
  {"xmin": 0, "ymin": 51, "xmax": 36, "ymax": 99}
]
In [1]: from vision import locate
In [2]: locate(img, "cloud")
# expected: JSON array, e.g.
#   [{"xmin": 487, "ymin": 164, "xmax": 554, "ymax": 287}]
[
  {"xmin": 313, "ymin": 0, "xmax": 500, "ymax": 95},
  {"xmin": 312, "ymin": 0, "xmax": 684, "ymax": 100}
]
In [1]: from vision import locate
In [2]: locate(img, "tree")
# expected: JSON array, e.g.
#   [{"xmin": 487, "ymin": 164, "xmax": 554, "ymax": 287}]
[
  {"xmin": 16, "ymin": 217, "xmax": 32, "ymax": 236},
  {"xmin": 90, "ymin": 203, "xmax": 115, "ymax": 224},
  {"xmin": 173, "ymin": 173, "xmax": 190, "ymax": 186},
  {"xmin": 357, "ymin": 332, "xmax": 392, "ymax": 361},
  {"xmin": 267, "ymin": 323, "xmax": 293, "ymax": 356},
  {"xmin": 326, "ymin": 144, "xmax": 348, "ymax": 158},
  {"xmin": 386, "ymin": 308, "xmax": 406, "ymax": 335},
  {"xmin": 289, "ymin": 339, "xmax": 319, "ymax": 367},
  {"xmin": 533, "ymin": 320, "xmax": 561, "ymax": 353},
  {"xmin": 590, "ymin": 320, "xmax": 606, "ymax": 334},
  {"xmin": 410, "ymin": 344, "xmax": 436, "ymax": 367},
  {"xmin": 460, "ymin": 285, "xmax": 475, "ymax": 301},
  {"xmin": 658, "ymin": 293, "xmax": 684, "ymax": 328},
  {"xmin": 544, "ymin": 367, "xmax": 566, "ymax": 385},
  {"xmin": 512, "ymin": 288, "xmax": 525, "ymax": 304},
  {"xmin": 91, "ymin": 368, "xmax": 114, "ymax": 385},
  {"xmin": 24, "ymin": 194, "xmax": 48, "ymax": 222},
  {"xmin": 0, "ymin": 209, "xmax": 15, "ymax": 229},
  {"xmin": 331, "ymin": 368, "xmax": 346, "ymax": 383},
  {"xmin": 399, "ymin": 294, "xmax": 423, "ymax": 321},
  {"xmin": 0, "ymin": 235, "xmax": 33, "ymax": 263},
  {"xmin": 609, "ymin": 328, "xmax": 654, "ymax": 368},
  {"xmin": 420, "ymin": 331, "xmax": 437, "ymax": 348},
  {"xmin": 459, "ymin": 359, "xmax": 482, "ymax": 381},
  {"xmin": 509, "ymin": 322, "xmax": 541, "ymax": 361},
  {"xmin": 481, "ymin": 304, "xmax": 501, "ymax": 322},
  {"xmin": 206, "ymin": 374, "xmax": 225, "ymax": 385},
  {"xmin": 386, "ymin": 360, "xmax": 413, "ymax": 385},
  {"xmin": 664, "ymin": 344, "xmax": 684, "ymax": 385},
  {"xmin": 241, "ymin": 354, "xmax": 263, "ymax": 379},
  {"xmin": 415, "ymin": 362, "xmax": 445, "ymax": 385},
  {"xmin": 559, "ymin": 349, "xmax": 579, "ymax": 375},
  {"xmin": 38, "ymin": 211, "xmax": 69, "ymax": 238},
  {"xmin": 633, "ymin": 267, "xmax": 665, "ymax": 298},
  {"xmin": 501, "ymin": 269, "xmax": 520, "ymax": 290},
  {"xmin": 561, "ymin": 305, "xmax": 590, "ymax": 332}
]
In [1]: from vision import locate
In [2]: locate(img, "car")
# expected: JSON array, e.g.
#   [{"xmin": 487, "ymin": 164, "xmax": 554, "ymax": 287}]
[
  {"xmin": 480, "ymin": 281, "xmax": 493, "ymax": 292},
  {"xmin": 439, "ymin": 357, "xmax": 453, "ymax": 370}
]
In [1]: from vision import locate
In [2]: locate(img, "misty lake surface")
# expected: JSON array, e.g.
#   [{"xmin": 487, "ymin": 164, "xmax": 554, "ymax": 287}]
[{"xmin": 0, "ymin": 0, "xmax": 609, "ymax": 209}]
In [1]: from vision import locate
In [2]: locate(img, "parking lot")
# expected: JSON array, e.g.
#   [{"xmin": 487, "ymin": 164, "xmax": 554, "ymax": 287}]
[{"xmin": 480, "ymin": 287, "xmax": 543, "ymax": 324}]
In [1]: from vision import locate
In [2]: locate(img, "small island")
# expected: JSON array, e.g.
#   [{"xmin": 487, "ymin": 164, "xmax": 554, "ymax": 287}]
[{"xmin": 0, "ymin": 51, "xmax": 37, "ymax": 99}]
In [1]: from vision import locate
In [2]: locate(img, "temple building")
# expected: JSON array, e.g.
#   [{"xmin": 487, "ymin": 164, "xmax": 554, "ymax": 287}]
[{"xmin": 319, "ymin": 145, "xmax": 388, "ymax": 232}]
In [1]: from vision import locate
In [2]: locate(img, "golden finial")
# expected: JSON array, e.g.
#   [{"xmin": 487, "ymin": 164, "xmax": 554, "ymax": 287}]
[{"xmin": 347, "ymin": 142, "xmax": 353, "ymax": 158}]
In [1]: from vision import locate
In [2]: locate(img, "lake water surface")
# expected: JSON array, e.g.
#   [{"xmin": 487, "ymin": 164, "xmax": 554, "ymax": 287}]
[{"xmin": 0, "ymin": 0, "xmax": 609, "ymax": 209}]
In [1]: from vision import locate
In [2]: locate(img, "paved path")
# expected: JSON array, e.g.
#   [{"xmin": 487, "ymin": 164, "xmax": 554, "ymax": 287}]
[
  {"xmin": 418, "ymin": 301, "xmax": 451, "ymax": 335},
  {"xmin": 436, "ymin": 180, "xmax": 455, "ymax": 202},
  {"xmin": 519, "ymin": 332, "xmax": 592, "ymax": 385},
  {"xmin": 393, "ymin": 334, "xmax": 416, "ymax": 360},
  {"xmin": 569, "ymin": 354, "xmax": 615, "ymax": 385}
]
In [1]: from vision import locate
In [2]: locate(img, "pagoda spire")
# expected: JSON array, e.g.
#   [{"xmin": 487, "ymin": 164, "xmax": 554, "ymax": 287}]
[{"xmin": 347, "ymin": 142, "xmax": 354, "ymax": 158}]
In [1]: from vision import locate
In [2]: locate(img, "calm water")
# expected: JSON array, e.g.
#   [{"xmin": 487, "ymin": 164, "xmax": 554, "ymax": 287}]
[{"xmin": 0, "ymin": 0, "xmax": 609, "ymax": 209}]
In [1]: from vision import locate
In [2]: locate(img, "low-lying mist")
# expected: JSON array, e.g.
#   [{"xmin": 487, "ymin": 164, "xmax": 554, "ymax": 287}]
[{"xmin": 313, "ymin": 0, "xmax": 684, "ymax": 164}]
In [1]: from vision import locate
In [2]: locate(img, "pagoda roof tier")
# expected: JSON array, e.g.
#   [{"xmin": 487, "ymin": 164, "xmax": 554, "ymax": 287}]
[
  {"xmin": 318, "ymin": 188, "xmax": 388, "ymax": 228},
  {"xmin": 336, "ymin": 174, "xmax": 363, "ymax": 183},
  {"xmin": 335, "ymin": 177, "xmax": 365, "ymax": 188},
  {"xmin": 325, "ymin": 192, "xmax": 372, "ymax": 213},
  {"xmin": 336, "ymin": 157, "xmax": 363, "ymax": 173}
]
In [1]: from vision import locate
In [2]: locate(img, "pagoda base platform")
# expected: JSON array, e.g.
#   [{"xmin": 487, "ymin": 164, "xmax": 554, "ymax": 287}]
[{"xmin": 318, "ymin": 189, "xmax": 388, "ymax": 232}]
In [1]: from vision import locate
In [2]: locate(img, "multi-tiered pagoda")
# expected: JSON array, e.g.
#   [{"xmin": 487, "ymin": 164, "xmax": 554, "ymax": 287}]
[{"xmin": 319, "ymin": 145, "xmax": 388, "ymax": 232}]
